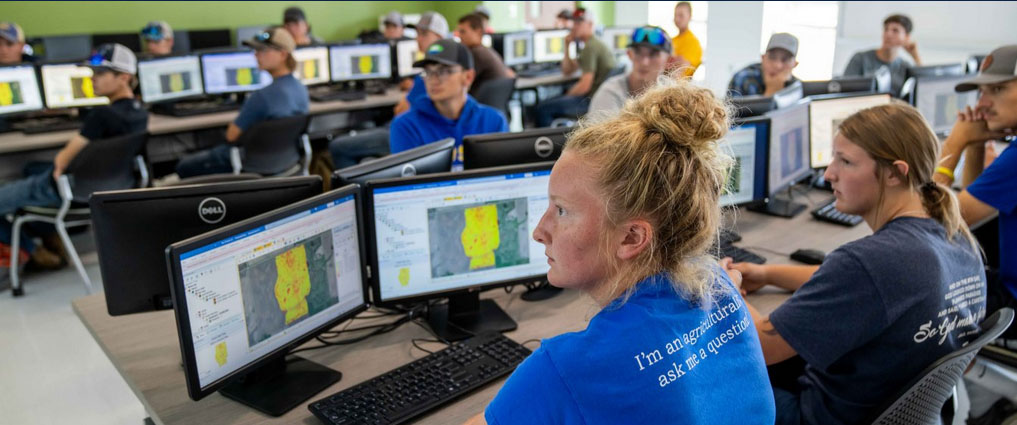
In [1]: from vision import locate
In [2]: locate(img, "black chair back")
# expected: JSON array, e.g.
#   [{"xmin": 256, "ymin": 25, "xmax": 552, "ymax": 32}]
[
  {"xmin": 234, "ymin": 115, "xmax": 309, "ymax": 175},
  {"xmin": 64, "ymin": 132, "xmax": 148, "ymax": 202},
  {"xmin": 473, "ymin": 77, "xmax": 517, "ymax": 117}
]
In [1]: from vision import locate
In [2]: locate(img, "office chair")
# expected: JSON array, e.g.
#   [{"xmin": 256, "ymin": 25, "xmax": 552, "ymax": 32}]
[
  {"xmin": 166, "ymin": 173, "xmax": 263, "ymax": 187},
  {"xmin": 867, "ymin": 308, "xmax": 1014, "ymax": 425},
  {"xmin": 328, "ymin": 127, "xmax": 391, "ymax": 170},
  {"xmin": 8, "ymin": 132, "xmax": 149, "ymax": 296},
  {"xmin": 229, "ymin": 115, "xmax": 311, "ymax": 177},
  {"xmin": 473, "ymin": 77, "xmax": 517, "ymax": 119}
]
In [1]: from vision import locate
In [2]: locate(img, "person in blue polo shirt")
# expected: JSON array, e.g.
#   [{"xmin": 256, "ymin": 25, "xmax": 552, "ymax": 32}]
[
  {"xmin": 174, "ymin": 26, "xmax": 308, "ymax": 178},
  {"xmin": 389, "ymin": 39, "xmax": 507, "ymax": 171}
]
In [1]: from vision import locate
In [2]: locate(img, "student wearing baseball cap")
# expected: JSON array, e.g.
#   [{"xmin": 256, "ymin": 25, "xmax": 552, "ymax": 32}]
[
  {"xmin": 555, "ymin": 9, "xmax": 573, "ymax": 30},
  {"xmin": 0, "ymin": 21, "xmax": 33, "ymax": 65},
  {"xmin": 175, "ymin": 27, "xmax": 309, "ymax": 178},
  {"xmin": 389, "ymin": 39, "xmax": 508, "ymax": 170},
  {"xmin": 283, "ymin": 6, "xmax": 322, "ymax": 46},
  {"xmin": 394, "ymin": 11, "xmax": 450, "ymax": 116},
  {"xmin": 382, "ymin": 11, "xmax": 406, "ymax": 40},
  {"xmin": 0, "ymin": 43, "xmax": 147, "ymax": 273},
  {"xmin": 728, "ymin": 33, "xmax": 800, "ymax": 98},
  {"xmin": 140, "ymin": 21, "xmax": 174, "ymax": 56},
  {"xmin": 589, "ymin": 26, "xmax": 673, "ymax": 116},
  {"xmin": 472, "ymin": 4, "xmax": 494, "ymax": 34}
]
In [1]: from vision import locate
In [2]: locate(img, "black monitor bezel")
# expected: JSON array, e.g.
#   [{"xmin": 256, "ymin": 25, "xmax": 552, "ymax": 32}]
[
  {"xmin": 136, "ymin": 53, "xmax": 206, "ymax": 104},
  {"xmin": 363, "ymin": 162, "xmax": 554, "ymax": 307},
  {"xmin": 906, "ymin": 63, "xmax": 967, "ymax": 80},
  {"xmin": 807, "ymin": 92, "xmax": 892, "ymax": 169},
  {"xmin": 332, "ymin": 137, "xmax": 455, "ymax": 187},
  {"xmin": 166, "ymin": 184, "xmax": 370, "ymax": 401},
  {"xmin": 724, "ymin": 116, "xmax": 770, "ymax": 207},
  {"xmin": 198, "ymin": 48, "xmax": 270, "ymax": 95},
  {"xmin": 462, "ymin": 127, "xmax": 570, "ymax": 170},
  {"xmin": 37, "ymin": 60, "xmax": 113, "ymax": 110},
  {"xmin": 0, "ymin": 63, "xmax": 45, "ymax": 117},
  {"xmin": 496, "ymin": 31, "xmax": 535, "ymax": 67},
  {"xmin": 327, "ymin": 42, "xmax": 394, "ymax": 83}
]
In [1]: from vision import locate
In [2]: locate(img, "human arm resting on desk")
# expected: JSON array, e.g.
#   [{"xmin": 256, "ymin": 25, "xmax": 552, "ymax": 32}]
[
  {"xmin": 52, "ymin": 134, "xmax": 89, "ymax": 178},
  {"xmin": 565, "ymin": 73, "xmax": 594, "ymax": 97},
  {"xmin": 728, "ymin": 262, "xmax": 818, "ymax": 294},
  {"xmin": 722, "ymin": 259, "xmax": 800, "ymax": 365}
]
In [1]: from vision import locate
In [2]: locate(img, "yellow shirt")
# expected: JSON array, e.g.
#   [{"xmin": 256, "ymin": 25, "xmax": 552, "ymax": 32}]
[{"xmin": 672, "ymin": 30, "xmax": 703, "ymax": 78}]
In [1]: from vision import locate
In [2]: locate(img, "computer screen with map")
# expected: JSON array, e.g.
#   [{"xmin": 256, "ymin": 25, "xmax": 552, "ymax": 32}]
[
  {"xmin": 365, "ymin": 163, "xmax": 552, "ymax": 340},
  {"xmin": 329, "ymin": 43, "xmax": 392, "ymax": 82},
  {"xmin": 291, "ymin": 46, "xmax": 331, "ymax": 86},
  {"xmin": 766, "ymin": 100, "xmax": 811, "ymax": 195},
  {"xmin": 600, "ymin": 27, "xmax": 635, "ymax": 56},
  {"xmin": 167, "ymin": 186, "xmax": 367, "ymax": 409},
  {"xmin": 137, "ymin": 54, "xmax": 204, "ymax": 103},
  {"xmin": 719, "ymin": 118, "xmax": 768, "ymax": 208},
  {"xmin": 914, "ymin": 75, "xmax": 978, "ymax": 135},
  {"xmin": 200, "ymin": 50, "xmax": 272, "ymax": 95},
  {"xmin": 0, "ymin": 64, "xmax": 45, "ymax": 116},
  {"xmin": 809, "ymin": 93, "xmax": 891, "ymax": 168},
  {"xmin": 533, "ymin": 29, "xmax": 576, "ymax": 63},
  {"xmin": 40, "ymin": 62, "xmax": 111, "ymax": 109},
  {"xmin": 498, "ymin": 32, "xmax": 533, "ymax": 67}
]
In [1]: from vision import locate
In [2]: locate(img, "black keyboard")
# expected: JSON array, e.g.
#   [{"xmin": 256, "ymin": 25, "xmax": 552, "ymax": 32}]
[
  {"xmin": 155, "ymin": 101, "xmax": 239, "ymax": 117},
  {"xmin": 310, "ymin": 89, "xmax": 368, "ymax": 102},
  {"xmin": 516, "ymin": 68, "xmax": 561, "ymax": 78},
  {"xmin": 811, "ymin": 198, "xmax": 863, "ymax": 227},
  {"xmin": 12, "ymin": 117, "xmax": 82, "ymax": 134},
  {"xmin": 308, "ymin": 331, "xmax": 531, "ymax": 425},
  {"xmin": 720, "ymin": 243, "xmax": 766, "ymax": 264}
]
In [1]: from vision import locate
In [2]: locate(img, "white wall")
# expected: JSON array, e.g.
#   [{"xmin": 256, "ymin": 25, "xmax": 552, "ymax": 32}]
[
  {"xmin": 701, "ymin": 1, "xmax": 764, "ymax": 95},
  {"xmin": 834, "ymin": 1, "xmax": 1017, "ymax": 75},
  {"xmin": 614, "ymin": 1, "xmax": 649, "ymax": 26}
]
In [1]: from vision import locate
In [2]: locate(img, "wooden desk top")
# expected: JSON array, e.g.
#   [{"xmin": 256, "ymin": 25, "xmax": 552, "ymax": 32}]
[{"xmin": 72, "ymin": 188, "xmax": 869, "ymax": 424}]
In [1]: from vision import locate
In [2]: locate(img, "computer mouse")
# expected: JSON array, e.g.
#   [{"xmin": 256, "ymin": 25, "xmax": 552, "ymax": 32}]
[{"xmin": 790, "ymin": 248, "xmax": 826, "ymax": 265}]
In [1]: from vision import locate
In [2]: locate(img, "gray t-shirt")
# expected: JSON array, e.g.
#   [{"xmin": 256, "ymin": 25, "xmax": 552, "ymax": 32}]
[
  {"xmin": 588, "ymin": 74, "xmax": 631, "ymax": 117},
  {"xmin": 842, "ymin": 49, "xmax": 912, "ymax": 96}
]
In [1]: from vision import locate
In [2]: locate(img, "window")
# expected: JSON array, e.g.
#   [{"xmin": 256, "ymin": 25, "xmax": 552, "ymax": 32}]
[
  {"xmin": 647, "ymin": 1, "xmax": 708, "ymax": 81},
  {"xmin": 759, "ymin": 1, "xmax": 839, "ymax": 81}
]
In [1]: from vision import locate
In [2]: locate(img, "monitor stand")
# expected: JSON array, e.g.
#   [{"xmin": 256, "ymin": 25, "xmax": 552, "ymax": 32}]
[
  {"xmin": 521, "ymin": 281, "xmax": 563, "ymax": 302},
  {"xmin": 427, "ymin": 292, "xmax": 517, "ymax": 342},
  {"xmin": 219, "ymin": 355, "xmax": 341, "ymax": 417}
]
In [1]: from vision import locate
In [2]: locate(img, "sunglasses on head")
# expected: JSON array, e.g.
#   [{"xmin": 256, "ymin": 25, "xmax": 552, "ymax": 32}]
[
  {"xmin": 631, "ymin": 27, "xmax": 667, "ymax": 46},
  {"xmin": 255, "ymin": 31, "xmax": 273, "ymax": 43},
  {"xmin": 142, "ymin": 25, "xmax": 162, "ymax": 39}
]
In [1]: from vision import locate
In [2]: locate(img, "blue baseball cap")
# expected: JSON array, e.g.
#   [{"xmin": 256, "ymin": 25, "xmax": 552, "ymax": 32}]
[{"xmin": 0, "ymin": 22, "xmax": 25, "ymax": 43}]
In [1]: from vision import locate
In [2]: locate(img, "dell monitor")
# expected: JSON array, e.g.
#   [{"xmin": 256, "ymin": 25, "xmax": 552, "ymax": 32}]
[
  {"xmin": 463, "ymin": 127, "xmax": 569, "ymax": 170},
  {"xmin": 92, "ymin": 32, "xmax": 142, "ymax": 52},
  {"xmin": 802, "ymin": 77, "xmax": 876, "ymax": 97},
  {"xmin": 729, "ymin": 95, "xmax": 776, "ymax": 119},
  {"xmin": 394, "ymin": 39, "xmax": 422, "ymax": 78},
  {"xmin": 495, "ymin": 31, "xmax": 534, "ymax": 67},
  {"xmin": 91, "ymin": 176, "xmax": 322, "ymax": 316},
  {"xmin": 913, "ymin": 74, "xmax": 978, "ymax": 136},
  {"xmin": 0, "ymin": 64, "xmax": 45, "ymax": 116},
  {"xmin": 600, "ymin": 26, "xmax": 635, "ymax": 56},
  {"xmin": 39, "ymin": 62, "xmax": 111, "ymax": 109},
  {"xmin": 365, "ymin": 162, "xmax": 553, "ymax": 340},
  {"xmin": 332, "ymin": 137, "xmax": 454, "ymax": 187},
  {"xmin": 187, "ymin": 29, "xmax": 232, "ymax": 51},
  {"xmin": 533, "ymin": 29, "xmax": 576, "ymax": 64},
  {"xmin": 292, "ymin": 46, "xmax": 331, "ymax": 86},
  {"xmin": 200, "ymin": 50, "xmax": 272, "ymax": 95},
  {"xmin": 329, "ymin": 43, "xmax": 392, "ymax": 82},
  {"xmin": 166, "ymin": 185, "xmax": 368, "ymax": 415},
  {"xmin": 907, "ymin": 63, "xmax": 966, "ymax": 80},
  {"xmin": 719, "ymin": 117, "xmax": 769, "ymax": 208},
  {"xmin": 137, "ymin": 54, "xmax": 204, "ymax": 104},
  {"xmin": 809, "ymin": 93, "xmax": 892, "ymax": 168},
  {"xmin": 749, "ymin": 101, "xmax": 812, "ymax": 217}
]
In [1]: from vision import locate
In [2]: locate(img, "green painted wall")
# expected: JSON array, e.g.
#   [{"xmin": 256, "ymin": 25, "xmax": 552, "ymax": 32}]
[
  {"xmin": 578, "ymin": 1, "xmax": 615, "ymax": 27},
  {"xmin": 3, "ymin": 1, "xmax": 482, "ymax": 42}
]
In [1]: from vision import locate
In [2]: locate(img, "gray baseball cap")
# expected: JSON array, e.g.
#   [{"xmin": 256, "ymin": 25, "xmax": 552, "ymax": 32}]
[
  {"xmin": 383, "ymin": 11, "xmax": 404, "ymax": 27},
  {"xmin": 474, "ymin": 5, "xmax": 491, "ymax": 19},
  {"xmin": 416, "ymin": 11, "xmax": 449, "ymax": 39},
  {"xmin": 956, "ymin": 45, "xmax": 1017, "ymax": 92},
  {"xmin": 765, "ymin": 33, "xmax": 798, "ymax": 57}
]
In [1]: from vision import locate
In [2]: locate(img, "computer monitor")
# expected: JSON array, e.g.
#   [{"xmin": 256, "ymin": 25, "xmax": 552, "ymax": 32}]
[
  {"xmin": 187, "ymin": 29, "xmax": 232, "ymax": 51},
  {"xmin": 462, "ymin": 127, "xmax": 569, "ymax": 169},
  {"xmin": 907, "ymin": 63, "xmax": 966, "ymax": 80},
  {"xmin": 200, "ymin": 50, "xmax": 272, "ymax": 95},
  {"xmin": 533, "ymin": 29, "xmax": 576, "ymax": 63},
  {"xmin": 802, "ymin": 77, "xmax": 876, "ymax": 97},
  {"xmin": 729, "ymin": 95, "xmax": 776, "ymax": 119},
  {"xmin": 332, "ymin": 137, "xmax": 454, "ymax": 187},
  {"xmin": 748, "ymin": 101, "xmax": 811, "ymax": 217},
  {"xmin": 39, "ymin": 34, "xmax": 92, "ymax": 62},
  {"xmin": 91, "ymin": 176, "xmax": 322, "ymax": 316},
  {"xmin": 329, "ymin": 43, "xmax": 392, "ymax": 82},
  {"xmin": 394, "ymin": 39, "xmax": 422, "ymax": 78},
  {"xmin": 913, "ymin": 75, "xmax": 979, "ymax": 136},
  {"xmin": 236, "ymin": 25, "xmax": 271, "ymax": 48},
  {"xmin": 166, "ymin": 185, "xmax": 368, "ymax": 414},
  {"xmin": 0, "ymin": 64, "xmax": 45, "ymax": 116},
  {"xmin": 495, "ymin": 31, "xmax": 534, "ymax": 67},
  {"xmin": 718, "ymin": 118, "xmax": 769, "ymax": 208},
  {"xmin": 600, "ymin": 26, "xmax": 635, "ymax": 56},
  {"xmin": 773, "ymin": 80, "xmax": 804, "ymax": 109},
  {"xmin": 808, "ymin": 93, "xmax": 892, "ymax": 168},
  {"xmin": 292, "ymin": 46, "xmax": 331, "ymax": 86},
  {"xmin": 92, "ymin": 32, "xmax": 142, "ymax": 52},
  {"xmin": 137, "ymin": 54, "xmax": 204, "ymax": 104},
  {"xmin": 39, "ymin": 62, "xmax": 111, "ymax": 109},
  {"xmin": 365, "ymin": 162, "xmax": 553, "ymax": 340}
]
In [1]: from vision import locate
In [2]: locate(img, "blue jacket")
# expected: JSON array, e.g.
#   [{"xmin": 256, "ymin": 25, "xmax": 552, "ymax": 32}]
[{"xmin": 390, "ymin": 79, "xmax": 508, "ymax": 170}]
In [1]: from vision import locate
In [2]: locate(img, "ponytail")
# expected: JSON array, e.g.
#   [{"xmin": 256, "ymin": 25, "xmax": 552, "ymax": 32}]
[{"xmin": 920, "ymin": 181, "xmax": 979, "ymax": 253}]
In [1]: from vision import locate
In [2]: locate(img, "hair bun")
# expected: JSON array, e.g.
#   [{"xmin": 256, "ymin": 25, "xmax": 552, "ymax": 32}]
[{"xmin": 620, "ymin": 77, "xmax": 730, "ymax": 151}]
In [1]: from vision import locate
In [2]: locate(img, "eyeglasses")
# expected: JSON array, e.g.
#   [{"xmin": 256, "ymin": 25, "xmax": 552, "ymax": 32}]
[
  {"xmin": 421, "ymin": 65, "xmax": 461, "ymax": 81},
  {"xmin": 630, "ymin": 26, "xmax": 668, "ymax": 47}
]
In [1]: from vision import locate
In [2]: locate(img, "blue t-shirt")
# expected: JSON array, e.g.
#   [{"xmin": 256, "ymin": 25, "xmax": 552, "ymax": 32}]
[
  {"xmin": 233, "ymin": 73, "xmax": 309, "ymax": 131},
  {"xmin": 389, "ymin": 86, "xmax": 507, "ymax": 170},
  {"xmin": 486, "ymin": 271, "xmax": 775, "ymax": 425},
  {"xmin": 968, "ymin": 143, "xmax": 1017, "ymax": 298},
  {"xmin": 770, "ymin": 217, "xmax": 986, "ymax": 425}
]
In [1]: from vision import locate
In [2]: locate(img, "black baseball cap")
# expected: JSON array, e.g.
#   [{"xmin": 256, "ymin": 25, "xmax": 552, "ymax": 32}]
[{"xmin": 413, "ymin": 39, "xmax": 474, "ymax": 70}]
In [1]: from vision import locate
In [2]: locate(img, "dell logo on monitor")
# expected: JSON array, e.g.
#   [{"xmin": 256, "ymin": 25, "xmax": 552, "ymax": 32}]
[
  {"xmin": 401, "ymin": 163, "xmax": 417, "ymax": 177},
  {"xmin": 198, "ymin": 197, "xmax": 226, "ymax": 224},
  {"xmin": 534, "ymin": 137, "xmax": 554, "ymax": 158}
]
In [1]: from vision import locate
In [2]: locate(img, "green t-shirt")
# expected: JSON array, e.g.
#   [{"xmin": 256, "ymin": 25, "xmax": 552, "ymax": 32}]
[{"xmin": 577, "ymin": 37, "xmax": 617, "ymax": 97}]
